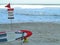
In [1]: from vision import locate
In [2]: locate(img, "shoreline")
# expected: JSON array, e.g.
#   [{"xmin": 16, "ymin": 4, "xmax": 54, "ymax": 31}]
[
  {"xmin": 0, "ymin": 21, "xmax": 60, "ymax": 24},
  {"xmin": 0, "ymin": 22, "xmax": 60, "ymax": 31}
]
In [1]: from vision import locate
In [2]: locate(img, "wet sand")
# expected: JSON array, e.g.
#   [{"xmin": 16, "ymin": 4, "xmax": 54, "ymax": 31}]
[{"xmin": 0, "ymin": 22, "xmax": 60, "ymax": 45}]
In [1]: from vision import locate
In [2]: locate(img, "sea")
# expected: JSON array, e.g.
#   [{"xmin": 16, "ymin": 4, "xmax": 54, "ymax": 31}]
[{"xmin": 0, "ymin": 7, "xmax": 60, "ymax": 24}]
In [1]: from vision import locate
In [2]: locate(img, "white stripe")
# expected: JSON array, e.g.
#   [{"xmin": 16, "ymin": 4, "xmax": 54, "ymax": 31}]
[
  {"xmin": 6, "ymin": 32, "xmax": 16, "ymax": 42},
  {"xmin": 6, "ymin": 32, "xmax": 27, "ymax": 42},
  {"xmin": 1, "ymin": 5, "xmax": 60, "ymax": 8}
]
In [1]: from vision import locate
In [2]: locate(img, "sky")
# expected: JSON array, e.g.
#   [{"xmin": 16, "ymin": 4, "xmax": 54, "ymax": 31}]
[{"xmin": 0, "ymin": 0, "xmax": 60, "ymax": 5}]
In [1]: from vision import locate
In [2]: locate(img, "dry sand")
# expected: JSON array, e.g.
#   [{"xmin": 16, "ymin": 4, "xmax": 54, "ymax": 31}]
[{"xmin": 0, "ymin": 22, "xmax": 60, "ymax": 45}]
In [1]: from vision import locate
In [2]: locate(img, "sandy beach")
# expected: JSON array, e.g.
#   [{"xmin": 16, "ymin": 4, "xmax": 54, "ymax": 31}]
[{"xmin": 0, "ymin": 22, "xmax": 60, "ymax": 45}]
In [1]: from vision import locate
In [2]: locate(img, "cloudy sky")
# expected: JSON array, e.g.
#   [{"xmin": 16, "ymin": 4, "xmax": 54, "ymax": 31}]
[{"xmin": 0, "ymin": 0, "xmax": 60, "ymax": 4}]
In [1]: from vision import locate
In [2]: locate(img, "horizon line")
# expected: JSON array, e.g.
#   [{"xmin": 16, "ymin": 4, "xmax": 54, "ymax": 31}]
[{"xmin": 1, "ymin": 4, "xmax": 60, "ymax": 5}]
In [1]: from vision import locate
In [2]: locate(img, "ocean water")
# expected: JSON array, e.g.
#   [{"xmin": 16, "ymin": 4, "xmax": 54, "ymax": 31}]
[{"xmin": 0, "ymin": 7, "xmax": 60, "ymax": 24}]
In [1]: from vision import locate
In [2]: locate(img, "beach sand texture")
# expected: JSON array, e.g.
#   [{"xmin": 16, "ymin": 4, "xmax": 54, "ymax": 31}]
[{"xmin": 0, "ymin": 22, "xmax": 60, "ymax": 45}]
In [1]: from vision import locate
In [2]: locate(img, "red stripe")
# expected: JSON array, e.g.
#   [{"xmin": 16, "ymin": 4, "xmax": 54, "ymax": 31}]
[
  {"xmin": 20, "ymin": 30, "xmax": 32, "ymax": 38},
  {"xmin": 0, "ymin": 32, "xmax": 5, "ymax": 34}
]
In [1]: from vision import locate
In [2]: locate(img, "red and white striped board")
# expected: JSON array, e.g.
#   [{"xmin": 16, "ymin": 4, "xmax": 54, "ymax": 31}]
[{"xmin": 8, "ymin": 8, "xmax": 14, "ymax": 19}]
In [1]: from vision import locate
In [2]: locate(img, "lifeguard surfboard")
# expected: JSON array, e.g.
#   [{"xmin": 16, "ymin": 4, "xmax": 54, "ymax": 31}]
[{"xmin": 0, "ymin": 30, "xmax": 32, "ymax": 42}]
